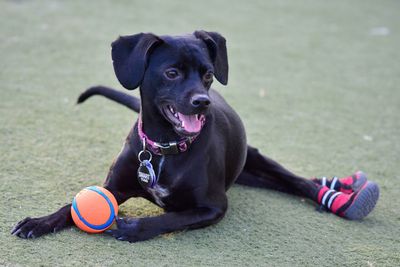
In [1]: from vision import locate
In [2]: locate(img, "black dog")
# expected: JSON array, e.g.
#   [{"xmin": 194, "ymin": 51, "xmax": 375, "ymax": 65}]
[{"xmin": 12, "ymin": 31, "xmax": 378, "ymax": 242}]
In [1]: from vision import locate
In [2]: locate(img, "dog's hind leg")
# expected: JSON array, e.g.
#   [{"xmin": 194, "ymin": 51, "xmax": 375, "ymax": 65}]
[
  {"xmin": 235, "ymin": 145, "xmax": 319, "ymax": 200},
  {"xmin": 77, "ymin": 85, "xmax": 141, "ymax": 112},
  {"xmin": 236, "ymin": 145, "xmax": 379, "ymax": 220}
]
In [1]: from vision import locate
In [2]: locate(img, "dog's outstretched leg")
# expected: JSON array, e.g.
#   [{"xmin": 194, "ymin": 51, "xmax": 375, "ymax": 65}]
[
  {"xmin": 236, "ymin": 145, "xmax": 318, "ymax": 199},
  {"xmin": 11, "ymin": 204, "xmax": 73, "ymax": 239},
  {"xmin": 12, "ymin": 142, "xmax": 142, "ymax": 239},
  {"xmin": 106, "ymin": 204, "xmax": 227, "ymax": 242},
  {"xmin": 236, "ymin": 145, "xmax": 379, "ymax": 220}
]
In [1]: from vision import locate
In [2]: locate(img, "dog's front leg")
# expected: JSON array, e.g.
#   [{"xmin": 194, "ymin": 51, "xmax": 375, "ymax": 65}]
[
  {"xmin": 106, "ymin": 205, "xmax": 226, "ymax": 242},
  {"xmin": 12, "ymin": 140, "xmax": 140, "ymax": 239},
  {"xmin": 11, "ymin": 204, "xmax": 73, "ymax": 239}
]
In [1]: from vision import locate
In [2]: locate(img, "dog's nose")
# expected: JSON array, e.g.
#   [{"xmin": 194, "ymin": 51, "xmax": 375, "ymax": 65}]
[{"xmin": 191, "ymin": 94, "xmax": 211, "ymax": 108}]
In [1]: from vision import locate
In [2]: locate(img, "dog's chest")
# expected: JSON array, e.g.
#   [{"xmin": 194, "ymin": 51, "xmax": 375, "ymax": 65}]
[
  {"xmin": 146, "ymin": 185, "xmax": 170, "ymax": 207},
  {"xmin": 144, "ymin": 156, "xmax": 170, "ymax": 207}
]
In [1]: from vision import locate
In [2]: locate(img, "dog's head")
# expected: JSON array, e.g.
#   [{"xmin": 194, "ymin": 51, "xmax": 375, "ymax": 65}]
[{"xmin": 111, "ymin": 31, "xmax": 228, "ymax": 136}]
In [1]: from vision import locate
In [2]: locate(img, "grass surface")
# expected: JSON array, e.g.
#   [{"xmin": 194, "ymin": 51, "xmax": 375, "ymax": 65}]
[{"xmin": 1, "ymin": 0, "xmax": 400, "ymax": 266}]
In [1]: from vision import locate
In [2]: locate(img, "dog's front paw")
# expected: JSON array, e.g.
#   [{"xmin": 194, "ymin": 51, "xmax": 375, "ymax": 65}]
[
  {"xmin": 11, "ymin": 216, "xmax": 64, "ymax": 239},
  {"xmin": 105, "ymin": 217, "xmax": 158, "ymax": 243}
]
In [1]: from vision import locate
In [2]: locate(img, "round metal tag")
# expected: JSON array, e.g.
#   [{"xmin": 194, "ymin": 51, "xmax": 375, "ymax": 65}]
[{"xmin": 137, "ymin": 160, "xmax": 156, "ymax": 188}]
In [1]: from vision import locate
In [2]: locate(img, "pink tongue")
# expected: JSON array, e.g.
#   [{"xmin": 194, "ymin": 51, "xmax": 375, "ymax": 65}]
[{"xmin": 177, "ymin": 113, "xmax": 201, "ymax": 133}]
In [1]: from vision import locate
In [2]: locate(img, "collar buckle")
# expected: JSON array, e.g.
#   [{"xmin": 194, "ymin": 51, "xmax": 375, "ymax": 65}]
[{"xmin": 154, "ymin": 141, "xmax": 179, "ymax": 155}]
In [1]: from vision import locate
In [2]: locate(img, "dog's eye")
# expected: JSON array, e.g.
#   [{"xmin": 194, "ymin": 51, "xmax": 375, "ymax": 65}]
[
  {"xmin": 203, "ymin": 71, "xmax": 214, "ymax": 82},
  {"xmin": 165, "ymin": 69, "xmax": 180, "ymax": 80}
]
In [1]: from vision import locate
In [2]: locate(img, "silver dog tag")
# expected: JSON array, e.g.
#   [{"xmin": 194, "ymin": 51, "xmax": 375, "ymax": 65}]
[{"xmin": 137, "ymin": 160, "xmax": 156, "ymax": 188}]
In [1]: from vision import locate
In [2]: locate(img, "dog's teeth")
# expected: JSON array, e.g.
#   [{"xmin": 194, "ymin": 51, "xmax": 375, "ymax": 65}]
[
  {"xmin": 181, "ymin": 121, "xmax": 185, "ymax": 127},
  {"xmin": 169, "ymin": 106, "xmax": 174, "ymax": 113}
]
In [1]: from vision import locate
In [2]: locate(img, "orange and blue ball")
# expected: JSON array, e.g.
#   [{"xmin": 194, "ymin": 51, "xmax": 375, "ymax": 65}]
[{"xmin": 71, "ymin": 186, "xmax": 118, "ymax": 233}]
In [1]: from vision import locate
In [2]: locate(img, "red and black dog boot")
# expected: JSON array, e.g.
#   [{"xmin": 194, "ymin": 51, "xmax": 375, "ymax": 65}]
[
  {"xmin": 317, "ymin": 182, "xmax": 379, "ymax": 220},
  {"xmin": 312, "ymin": 171, "xmax": 368, "ymax": 194}
]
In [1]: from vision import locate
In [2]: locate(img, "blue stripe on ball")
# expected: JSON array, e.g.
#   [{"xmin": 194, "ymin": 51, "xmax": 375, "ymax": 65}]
[{"xmin": 72, "ymin": 186, "xmax": 116, "ymax": 230}]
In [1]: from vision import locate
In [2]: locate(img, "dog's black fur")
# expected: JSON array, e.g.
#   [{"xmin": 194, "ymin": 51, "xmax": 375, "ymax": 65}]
[{"xmin": 12, "ymin": 31, "xmax": 319, "ymax": 242}]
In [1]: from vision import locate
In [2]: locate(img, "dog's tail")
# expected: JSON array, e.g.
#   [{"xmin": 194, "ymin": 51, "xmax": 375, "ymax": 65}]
[{"xmin": 77, "ymin": 86, "xmax": 140, "ymax": 113}]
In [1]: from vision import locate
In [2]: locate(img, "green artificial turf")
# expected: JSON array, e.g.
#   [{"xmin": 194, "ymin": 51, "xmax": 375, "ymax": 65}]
[{"xmin": 1, "ymin": 0, "xmax": 400, "ymax": 266}]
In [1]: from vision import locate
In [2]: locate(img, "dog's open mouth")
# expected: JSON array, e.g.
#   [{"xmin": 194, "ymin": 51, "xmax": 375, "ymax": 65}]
[{"xmin": 162, "ymin": 105, "xmax": 205, "ymax": 136}]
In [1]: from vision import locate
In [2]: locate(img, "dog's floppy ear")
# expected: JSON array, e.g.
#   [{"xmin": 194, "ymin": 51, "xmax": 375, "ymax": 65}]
[
  {"xmin": 111, "ymin": 33, "xmax": 162, "ymax": 90},
  {"xmin": 194, "ymin": 30, "xmax": 229, "ymax": 85}
]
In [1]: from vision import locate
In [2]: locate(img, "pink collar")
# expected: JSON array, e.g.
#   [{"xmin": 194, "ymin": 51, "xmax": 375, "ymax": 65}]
[{"xmin": 138, "ymin": 114, "xmax": 205, "ymax": 155}]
